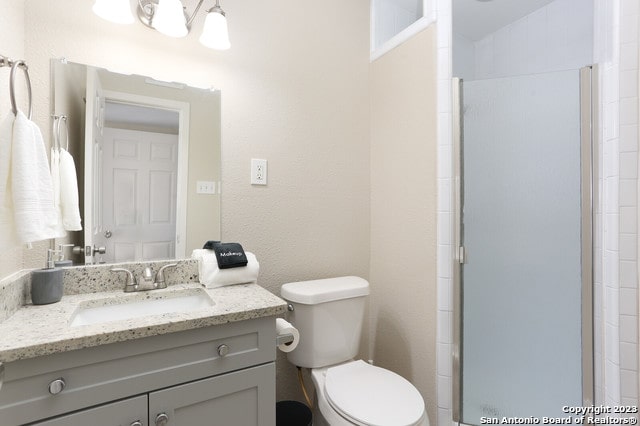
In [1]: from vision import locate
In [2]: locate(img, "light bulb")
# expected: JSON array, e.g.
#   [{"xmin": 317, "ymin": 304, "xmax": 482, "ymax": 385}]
[
  {"xmin": 93, "ymin": 0, "xmax": 134, "ymax": 25},
  {"xmin": 153, "ymin": 0, "xmax": 188, "ymax": 38},
  {"xmin": 199, "ymin": 8, "xmax": 230, "ymax": 50}
]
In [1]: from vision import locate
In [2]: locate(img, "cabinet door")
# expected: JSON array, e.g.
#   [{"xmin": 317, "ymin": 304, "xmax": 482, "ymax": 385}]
[
  {"xmin": 149, "ymin": 363, "xmax": 275, "ymax": 426},
  {"xmin": 32, "ymin": 395, "xmax": 147, "ymax": 426}
]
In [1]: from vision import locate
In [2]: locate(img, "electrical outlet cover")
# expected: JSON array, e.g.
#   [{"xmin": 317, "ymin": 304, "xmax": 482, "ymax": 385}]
[{"xmin": 251, "ymin": 159, "xmax": 268, "ymax": 185}]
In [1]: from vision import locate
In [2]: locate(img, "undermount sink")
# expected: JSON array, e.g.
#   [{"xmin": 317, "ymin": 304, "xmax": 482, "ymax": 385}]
[{"xmin": 69, "ymin": 289, "xmax": 215, "ymax": 327}]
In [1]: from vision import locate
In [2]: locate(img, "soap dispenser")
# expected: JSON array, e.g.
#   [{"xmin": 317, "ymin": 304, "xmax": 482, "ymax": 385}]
[
  {"xmin": 30, "ymin": 249, "xmax": 64, "ymax": 305},
  {"xmin": 54, "ymin": 244, "xmax": 74, "ymax": 267}
]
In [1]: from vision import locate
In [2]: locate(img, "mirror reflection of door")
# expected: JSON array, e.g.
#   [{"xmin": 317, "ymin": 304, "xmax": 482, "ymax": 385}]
[
  {"xmin": 55, "ymin": 59, "xmax": 221, "ymax": 266},
  {"xmin": 84, "ymin": 67, "xmax": 105, "ymax": 263},
  {"xmin": 84, "ymin": 66, "xmax": 189, "ymax": 264},
  {"xmin": 99, "ymin": 106, "xmax": 179, "ymax": 263}
]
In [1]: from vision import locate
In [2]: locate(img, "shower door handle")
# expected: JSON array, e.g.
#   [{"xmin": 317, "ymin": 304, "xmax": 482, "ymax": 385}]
[{"xmin": 457, "ymin": 246, "xmax": 466, "ymax": 264}]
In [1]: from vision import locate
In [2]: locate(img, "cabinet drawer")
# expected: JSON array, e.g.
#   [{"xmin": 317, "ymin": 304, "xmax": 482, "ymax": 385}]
[
  {"xmin": 0, "ymin": 317, "xmax": 275, "ymax": 425},
  {"xmin": 32, "ymin": 395, "xmax": 147, "ymax": 426}
]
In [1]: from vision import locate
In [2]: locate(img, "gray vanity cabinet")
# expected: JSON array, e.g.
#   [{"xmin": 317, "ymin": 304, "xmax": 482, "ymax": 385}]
[
  {"xmin": 0, "ymin": 317, "xmax": 276, "ymax": 426},
  {"xmin": 32, "ymin": 395, "xmax": 147, "ymax": 426},
  {"xmin": 34, "ymin": 364, "xmax": 275, "ymax": 426},
  {"xmin": 148, "ymin": 363, "xmax": 274, "ymax": 425}
]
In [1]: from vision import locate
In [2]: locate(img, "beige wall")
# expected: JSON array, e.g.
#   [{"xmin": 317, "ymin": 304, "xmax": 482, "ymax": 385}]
[
  {"xmin": 1, "ymin": 0, "xmax": 440, "ymax": 415},
  {"xmin": 6, "ymin": 0, "xmax": 371, "ymax": 402},
  {"xmin": 370, "ymin": 26, "xmax": 438, "ymax": 422}
]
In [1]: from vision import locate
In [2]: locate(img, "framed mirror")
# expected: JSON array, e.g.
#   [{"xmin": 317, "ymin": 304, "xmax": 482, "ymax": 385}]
[{"xmin": 51, "ymin": 59, "xmax": 222, "ymax": 265}]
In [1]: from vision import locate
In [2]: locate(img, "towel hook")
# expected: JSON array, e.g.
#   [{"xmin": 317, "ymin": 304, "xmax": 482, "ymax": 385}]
[
  {"xmin": 52, "ymin": 116, "xmax": 59, "ymax": 151},
  {"xmin": 54, "ymin": 115, "xmax": 69, "ymax": 151},
  {"xmin": 9, "ymin": 60, "xmax": 32, "ymax": 119}
]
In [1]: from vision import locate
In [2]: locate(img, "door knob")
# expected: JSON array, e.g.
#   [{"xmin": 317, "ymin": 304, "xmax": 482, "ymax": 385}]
[{"xmin": 130, "ymin": 422, "xmax": 143, "ymax": 426}]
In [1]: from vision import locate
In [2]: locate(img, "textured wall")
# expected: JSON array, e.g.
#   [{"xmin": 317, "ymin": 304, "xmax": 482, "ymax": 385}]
[
  {"xmin": 0, "ymin": 0, "xmax": 27, "ymax": 278},
  {"xmin": 370, "ymin": 26, "xmax": 438, "ymax": 422},
  {"xmin": 3, "ymin": 0, "xmax": 371, "ymax": 402},
  {"xmin": 5, "ymin": 0, "xmax": 441, "ymax": 413}
]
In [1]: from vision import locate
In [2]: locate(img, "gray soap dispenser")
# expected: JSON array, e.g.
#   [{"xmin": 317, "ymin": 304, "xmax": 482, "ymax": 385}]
[{"xmin": 30, "ymin": 249, "xmax": 64, "ymax": 305}]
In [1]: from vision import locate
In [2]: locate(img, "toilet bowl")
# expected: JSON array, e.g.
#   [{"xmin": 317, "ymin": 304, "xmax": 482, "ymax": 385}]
[
  {"xmin": 311, "ymin": 361, "xmax": 429, "ymax": 426},
  {"xmin": 280, "ymin": 277, "xmax": 429, "ymax": 426}
]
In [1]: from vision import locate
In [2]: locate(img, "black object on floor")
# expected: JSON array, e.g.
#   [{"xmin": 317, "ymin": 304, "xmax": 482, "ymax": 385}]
[{"xmin": 276, "ymin": 400, "xmax": 312, "ymax": 426}]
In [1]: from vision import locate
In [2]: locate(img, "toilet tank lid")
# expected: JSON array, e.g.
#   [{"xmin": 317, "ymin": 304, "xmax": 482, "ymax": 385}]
[{"xmin": 281, "ymin": 276, "xmax": 370, "ymax": 305}]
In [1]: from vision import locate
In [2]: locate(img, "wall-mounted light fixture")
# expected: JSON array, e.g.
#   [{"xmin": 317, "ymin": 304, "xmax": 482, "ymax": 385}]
[{"xmin": 92, "ymin": 0, "xmax": 230, "ymax": 50}]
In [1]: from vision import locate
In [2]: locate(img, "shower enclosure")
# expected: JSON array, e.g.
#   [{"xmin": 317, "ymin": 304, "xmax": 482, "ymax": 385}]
[{"xmin": 453, "ymin": 67, "xmax": 596, "ymax": 424}]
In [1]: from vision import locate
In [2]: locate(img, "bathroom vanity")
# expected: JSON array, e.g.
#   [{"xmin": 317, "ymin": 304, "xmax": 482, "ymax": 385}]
[{"xmin": 0, "ymin": 260, "xmax": 287, "ymax": 426}]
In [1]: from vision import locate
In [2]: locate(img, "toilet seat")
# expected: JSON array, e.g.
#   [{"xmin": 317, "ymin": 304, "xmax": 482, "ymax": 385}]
[{"xmin": 323, "ymin": 360, "xmax": 425, "ymax": 426}]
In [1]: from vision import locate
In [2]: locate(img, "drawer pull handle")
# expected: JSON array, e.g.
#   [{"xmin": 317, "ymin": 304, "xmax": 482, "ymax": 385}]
[
  {"xmin": 48, "ymin": 378, "xmax": 66, "ymax": 395},
  {"xmin": 130, "ymin": 422, "xmax": 143, "ymax": 426},
  {"xmin": 155, "ymin": 413, "xmax": 169, "ymax": 426},
  {"xmin": 217, "ymin": 344, "xmax": 230, "ymax": 357}
]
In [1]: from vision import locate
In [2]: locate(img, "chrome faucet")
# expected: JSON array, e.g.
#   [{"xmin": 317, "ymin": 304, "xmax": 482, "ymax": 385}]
[
  {"xmin": 110, "ymin": 263, "xmax": 178, "ymax": 292},
  {"xmin": 138, "ymin": 267, "xmax": 154, "ymax": 289},
  {"xmin": 154, "ymin": 263, "xmax": 178, "ymax": 289},
  {"xmin": 110, "ymin": 268, "xmax": 138, "ymax": 292}
]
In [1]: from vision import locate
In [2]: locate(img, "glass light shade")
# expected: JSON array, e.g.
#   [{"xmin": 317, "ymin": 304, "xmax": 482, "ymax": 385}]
[
  {"xmin": 199, "ymin": 10, "xmax": 230, "ymax": 50},
  {"xmin": 152, "ymin": 0, "xmax": 188, "ymax": 38},
  {"xmin": 93, "ymin": 0, "xmax": 134, "ymax": 24}
]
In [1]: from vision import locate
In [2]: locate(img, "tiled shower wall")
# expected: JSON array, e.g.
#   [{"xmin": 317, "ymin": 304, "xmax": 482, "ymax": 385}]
[
  {"xmin": 435, "ymin": 0, "xmax": 639, "ymax": 423},
  {"xmin": 608, "ymin": 0, "xmax": 639, "ymax": 407},
  {"xmin": 435, "ymin": 0, "xmax": 454, "ymax": 423}
]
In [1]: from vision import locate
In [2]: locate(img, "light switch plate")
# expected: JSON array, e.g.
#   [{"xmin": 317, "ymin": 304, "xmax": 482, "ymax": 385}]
[{"xmin": 196, "ymin": 181, "xmax": 216, "ymax": 194}]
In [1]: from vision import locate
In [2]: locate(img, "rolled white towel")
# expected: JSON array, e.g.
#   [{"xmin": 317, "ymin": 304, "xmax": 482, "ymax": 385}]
[{"xmin": 192, "ymin": 249, "xmax": 260, "ymax": 288}]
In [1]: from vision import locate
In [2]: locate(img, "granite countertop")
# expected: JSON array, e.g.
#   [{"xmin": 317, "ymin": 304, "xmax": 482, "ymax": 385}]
[{"xmin": 0, "ymin": 282, "xmax": 287, "ymax": 363}]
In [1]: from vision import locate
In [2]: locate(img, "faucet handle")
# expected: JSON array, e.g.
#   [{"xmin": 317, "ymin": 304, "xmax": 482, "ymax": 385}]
[
  {"xmin": 143, "ymin": 267, "xmax": 153, "ymax": 281},
  {"xmin": 110, "ymin": 268, "xmax": 137, "ymax": 292},
  {"xmin": 155, "ymin": 263, "xmax": 178, "ymax": 288}
]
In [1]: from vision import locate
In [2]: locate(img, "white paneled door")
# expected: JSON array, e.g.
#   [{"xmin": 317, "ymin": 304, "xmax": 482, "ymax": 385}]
[
  {"xmin": 84, "ymin": 68, "xmax": 105, "ymax": 264},
  {"xmin": 96, "ymin": 127, "xmax": 178, "ymax": 263}
]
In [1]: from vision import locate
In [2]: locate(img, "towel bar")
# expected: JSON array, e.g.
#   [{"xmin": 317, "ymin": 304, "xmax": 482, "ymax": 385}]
[
  {"xmin": 0, "ymin": 54, "xmax": 32, "ymax": 119},
  {"xmin": 52, "ymin": 115, "xmax": 69, "ymax": 151}
]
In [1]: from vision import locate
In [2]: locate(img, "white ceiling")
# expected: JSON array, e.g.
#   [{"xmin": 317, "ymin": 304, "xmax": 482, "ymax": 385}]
[
  {"xmin": 105, "ymin": 102, "xmax": 180, "ymax": 133},
  {"xmin": 453, "ymin": 0, "xmax": 555, "ymax": 41}
]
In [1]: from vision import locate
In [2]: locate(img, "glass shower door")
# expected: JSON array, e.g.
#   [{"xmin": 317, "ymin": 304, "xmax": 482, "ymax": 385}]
[{"xmin": 457, "ymin": 69, "xmax": 592, "ymax": 424}]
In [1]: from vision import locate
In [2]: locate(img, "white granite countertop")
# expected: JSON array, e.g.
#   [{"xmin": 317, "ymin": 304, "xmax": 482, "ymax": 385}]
[{"xmin": 0, "ymin": 282, "xmax": 287, "ymax": 363}]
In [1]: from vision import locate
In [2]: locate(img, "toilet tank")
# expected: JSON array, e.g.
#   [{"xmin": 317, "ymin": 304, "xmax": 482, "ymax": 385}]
[{"xmin": 281, "ymin": 276, "xmax": 370, "ymax": 368}]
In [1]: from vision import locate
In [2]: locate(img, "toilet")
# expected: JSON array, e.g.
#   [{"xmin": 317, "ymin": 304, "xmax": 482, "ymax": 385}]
[{"xmin": 281, "ymin": 276, "xmax": 429, "ymax": 426}]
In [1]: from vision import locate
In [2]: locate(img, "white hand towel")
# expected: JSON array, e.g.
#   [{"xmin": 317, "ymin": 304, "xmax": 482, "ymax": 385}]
[
  {"xmin": 50, "ymin": 147, "xmax": 65, "ymax": 235},
  {"xmin": 58, "ymin": 148, "xmax": 82, "ymax": 231},
  {"xmin": 0, "ymin": 114, "xmax": 19, "ymax": 248},
  {"xmin": 2, "ymin": 110, "xmax": 64, "ymax": 247},
  {"xmin": 192, "ymin": 249, "xmax": 260, "ymax": 288}
]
